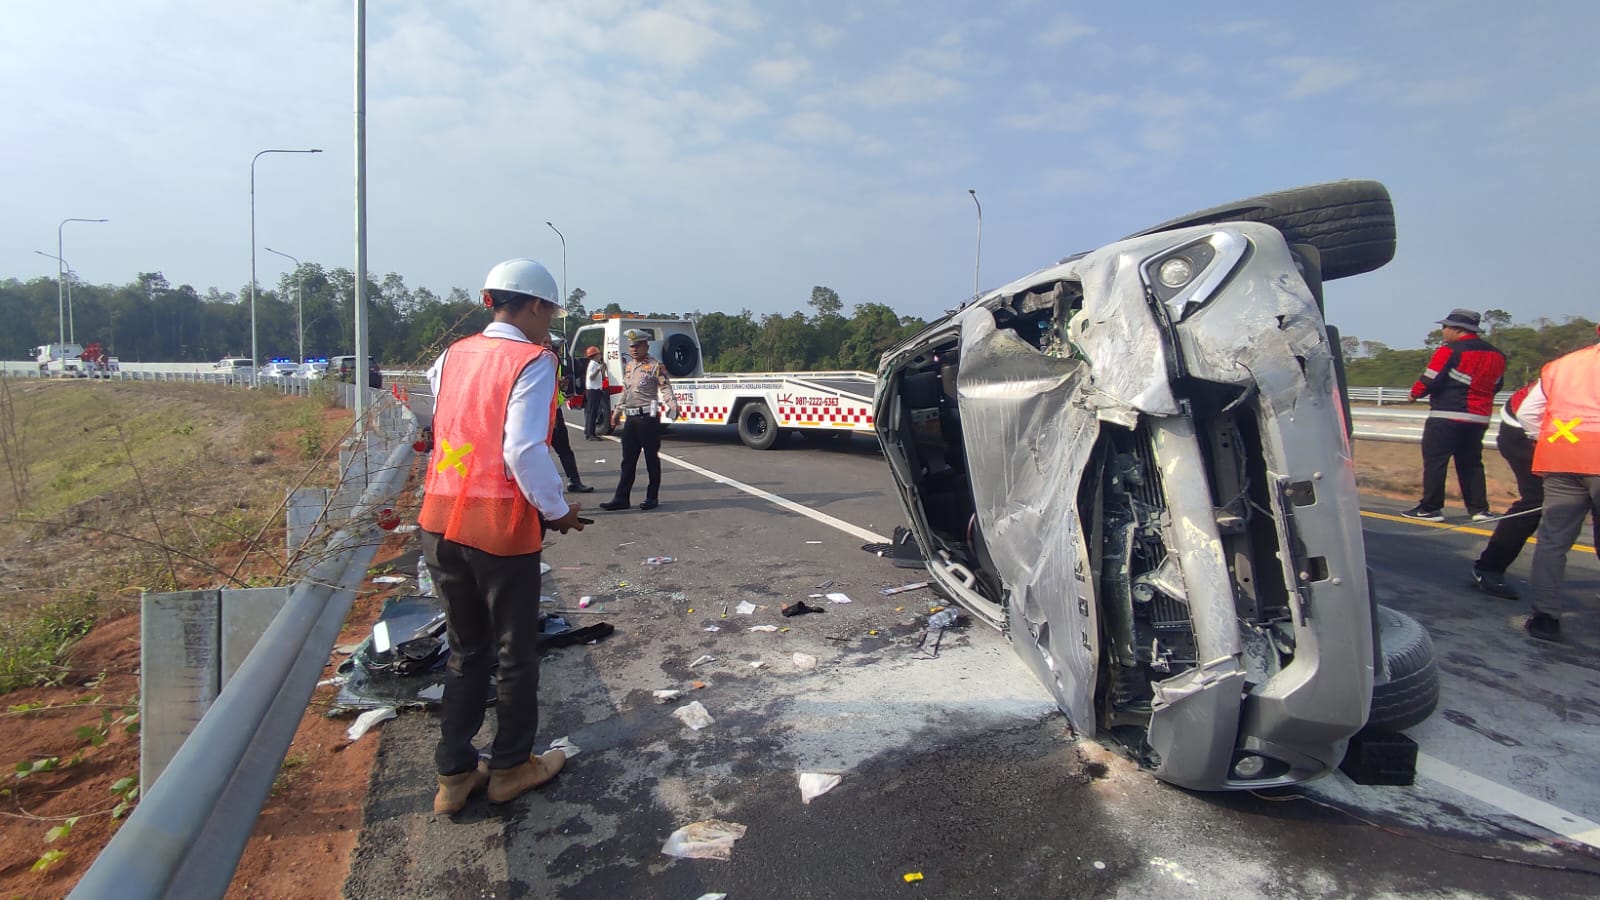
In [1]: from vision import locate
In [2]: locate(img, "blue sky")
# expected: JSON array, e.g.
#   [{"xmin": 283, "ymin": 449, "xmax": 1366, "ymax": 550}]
[{"xmin": 4, "ymin": 0, "xmax": 1597, "ymax": 348}]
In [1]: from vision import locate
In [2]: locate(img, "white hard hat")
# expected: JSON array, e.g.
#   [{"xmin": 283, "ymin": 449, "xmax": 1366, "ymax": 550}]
[{"xmin": 482, "ymin": 258, "xmax": 561, "ymax": 312}]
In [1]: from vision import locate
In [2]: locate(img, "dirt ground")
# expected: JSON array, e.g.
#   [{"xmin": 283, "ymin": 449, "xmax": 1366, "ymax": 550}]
[{"xmin": 0, "ymin": 436, "xmax": 1521, "ymax": 899}]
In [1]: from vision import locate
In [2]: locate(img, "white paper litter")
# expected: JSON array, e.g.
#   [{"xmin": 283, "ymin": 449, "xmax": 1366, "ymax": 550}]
[
  {"xmin": 749, "ymin": 661, "xmax": 766, "ymax": 669},
  {"xmin": 550, "ymin": 736, "xmax": 581, "ymax": 758},
  {"xmin": 672, "ymin": 701, "xmax": 715, "ymax": 731},
  {"xmin": 539, "ymin": 594, "xmax": 557, "ymax": 604},
  {"xmin": 825, "ymin": 592, "xmax": 853, "ymax": 604},
  {"xmin": 792, "ymin": 652, "xmax": 817, "ymax": 670},
  {"xmin": 748, "ymin": 625, "xmax": 778, "ymax": 633},
  {"xmin": 594, "ymin": 458, "xmax": 607, "ymax": 463},
  {"xmin": 806, "ymin": 540, "xmax": 823, "ymax": 544},
  {"xmin": 880, "ymin": 582, "xmax": 929, "ymax": 595},
  {"xmin": 798, "ymin": 772, "xmax": 842, "ymax": 804},
  {"xmin": 661, "ymin": 819, "xmax": 747, "ymax": 860},
  {"xmin": 688, "ymin": 654, "xmax": 716, "ymax": 668},
  {"xmin": 653, "ymin": 689, "xmax": 683, "ymax": 703},
  {"xmin": 694, "ymin": 894, "xmax": 729, "ymax": 900},
  {"xmin": 579, "ymin": 596, "xmax": 593, "ymax": 609},
  {"xmin": 345, "ymin": 706, "xmax": 397, "ymax": 742},
  {"xmin": 704, "ymin": 625, "xmax": 721, "ymax": 632},
  {"xmin": 392, "ymin": 524, "xmax": 419, "ymax": 533},
  {"xmin": 371, "ymin": 575, "xmax": 406, "ymax": 584},
  {"xmin": 541, "ymin": 561, "xmax": 553, "ymax": 575},
  {"xmin": 417, "ymin": 683, "xmax": 444, "ymax": 701},
  {"xmin": 735, "ymin": 601, "xmax": 757, "ymax": 615}
]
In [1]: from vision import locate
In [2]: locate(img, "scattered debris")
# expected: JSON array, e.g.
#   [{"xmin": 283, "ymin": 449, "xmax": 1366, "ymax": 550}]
[
  {"xmin": 904, "ymin": 872, "xmax": 924, "ymax": 883},
  {"xmin": 825, "ymin": 592, "xmax": 853, "ymax": 604},
  {"xmin": 806, "ymin": 540, "xmax": 823, "ymax": 544},
  {"xmin": 691, "ymin": 680, "xmax": 707, "ymax": 690},
  {"xmin": 880, "ymin": 582, "xmax": 929, "ymax": 596},
  {"xmin": 735, "ymin": 601, "xmax": 758, "ymax": 615},
  {"xmin": 792, "ymin": 652, "xmax": 818, "ymax": 670},
  {"xmin": 704, "ymin": 625, "xmax": 721, "ymax": 632},
  {"xmin": 579, "ymin": 596, "xmax": 594, "ymax": 609},
  {"xmin": 660, "ymin": 819, "xmax": 747, "ymax": 860},
  {"xmin": 781, "ymin": 600, "xmax": 825, "ymax": 617},
  {"xmin": 541, "ymin": 561, "xmax": 554, "ymax": 575},
  {"xmin": 672, "ymin": 701, "xmax": 715, "ymax": 731},
  {"xmin": 694, "ymin": 894, "xmax": 729, "ymax": 900},
  {"xmin": 415, "ymin": 557, "xmax": 435, "ymax": 595},
  {"xmin": 814, "ymin": 580, "xmax": 834, "ymax": 589},
  {"xmin": 550, "ymin": 736, "xmax": 581, "ymax": 758},
  {"xmin": 654, "ymin": 689, "xmax": 683, "ymax": 703},
  {"xmin": 595, "ymin": 458, "xmax": 607, "ymax": 463},
  {"xmin": 345, "ymin": 706, "xmax": 397, "ymax": 742},
  {"xmin": 540, "ymin": 595, "xmax": 556, "ymax": 604},
  {"xmin": 798, "ymin": 772, "xmax": 842, "ymax": 804},
  {"xmin": 316, "ymin": 676, "xmax": 347, "ymax": 688},
  {"xmin": 334, "ymin": 642, "xmax": 362, "ymax": 655},
  {"xmin": 371, "ymin": 575, "xmax": 407, "ymax": 585},
  {"xmin": 645, "ymin": 556, "xmax": 676, "ymax": 566},
  {"xmin": 393, "ymin": 524, "xmax": 419, "ymax": 533},
  {"xmin": 749, "ymin": 661, "xmax": 766, "ymax": 669},
  {"xmin": 749, "ymin": 625, "xmax": 778, "ymax": 633},
  {"xmin": 1093, "ymin": 861, "xmax": 1106, "ymax": 870},
  {"xmin": 417, "ymin": 684, "xmax": 443, "ymax": 702},
  {"xmin": 689, "ymin": 654, "xmax": 716, "ymax": 668}
]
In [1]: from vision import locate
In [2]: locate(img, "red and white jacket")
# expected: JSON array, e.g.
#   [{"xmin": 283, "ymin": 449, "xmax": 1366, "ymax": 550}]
[{"xmin": 1410, "ymin": 335, "xmax": 1506, "ymax": 424}]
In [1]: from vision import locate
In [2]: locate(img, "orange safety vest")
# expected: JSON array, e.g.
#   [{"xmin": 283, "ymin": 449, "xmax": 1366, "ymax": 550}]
[
  {"xmin": 418, "ymin": 333, "xmax": 556, "ymax": 555},
  {"xmin": 1532, "ymin": 344, "xmax": 1600, "ymax": 476}
]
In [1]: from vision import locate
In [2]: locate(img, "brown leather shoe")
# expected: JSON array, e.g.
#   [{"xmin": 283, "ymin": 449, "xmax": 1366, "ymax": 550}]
[
  {"xmin": 487, "ymin": 749, "xmax": 567, "ymax": 804},
  {"xmin": 433, "ymin": 761, "xmax": 489, "ymax": 815}
]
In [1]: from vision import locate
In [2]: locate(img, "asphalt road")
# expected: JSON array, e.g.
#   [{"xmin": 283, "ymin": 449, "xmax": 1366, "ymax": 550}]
[{"xmin": 343, "ymin": 417, "xmax": 1600, "ymax": 899}]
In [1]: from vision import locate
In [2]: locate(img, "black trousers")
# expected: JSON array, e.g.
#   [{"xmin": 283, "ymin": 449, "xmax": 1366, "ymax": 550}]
[
  {"xmin": 583, "ymin": 389, "xmax": 608, "ymax": 438},
  {"xmin": 421, "ymin": 530, "xmax": 543, "ymax": 775},
  {"xmin": 1419, "ymin": 417, "xmax": 1490, "ymax": 514},
  {"xmin": 1475, "ymin": 425, "xmax": 1542, "ymax": 572},
  {"xmin": 549, "ymin": 413, "xmax": 581, "ymax": 485},
  {"xmin": 611, "ymin": 413, "xmax": 662, "ymax": 504}
]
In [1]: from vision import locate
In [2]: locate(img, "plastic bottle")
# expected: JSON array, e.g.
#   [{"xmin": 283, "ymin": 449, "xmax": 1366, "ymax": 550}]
[
  {"xmin": 927, "ymin": 609, "xmax": 959, "ymax": 630},
  {"xmin": 416, "ymin": 556, "xmax": 436, "ymax": 596}
]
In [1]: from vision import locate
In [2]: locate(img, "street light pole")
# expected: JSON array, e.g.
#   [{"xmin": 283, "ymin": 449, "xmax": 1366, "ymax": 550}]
[
  {"xmin": 264, "ymin": 247, "xmax": 304, "ymax": 362},
  {"xmin": 251, "ymin": 148, "xmax": 321, "ymax": 383},
  {"xmin": 967, "ymin": 189, "xmax": 982, "ymax": 299},
  {"xmin": 546, "ymin": 221, "xmax": 567, "ymax": 338},
  {"xmin": 57, "ymin": 217, "xmax": 107, "ymax": 348}
]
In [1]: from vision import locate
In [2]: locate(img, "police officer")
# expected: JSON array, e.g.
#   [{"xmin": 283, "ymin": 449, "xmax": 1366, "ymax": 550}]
[
  {"xmin": 1517, "ymin": 325, "xmax": 1600, "ymax": 641},
  {"xmin": 599, "ymin": 328, "xmax": 679, "ymax": 511},
  {"xmin": 418, "ymin": 258, "xmax": 584, "ymax": 814}
]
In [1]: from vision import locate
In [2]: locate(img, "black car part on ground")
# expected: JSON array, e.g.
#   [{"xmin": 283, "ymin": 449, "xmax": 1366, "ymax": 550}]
[{"xmin": 1126, "ymin": 180, "xmax": 1396, "ymax": 281}]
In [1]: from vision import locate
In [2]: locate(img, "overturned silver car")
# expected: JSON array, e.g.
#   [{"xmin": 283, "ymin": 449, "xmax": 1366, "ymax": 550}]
[{"xmin": 875, "ymin": 181, "xmax": 1436, "ymax": 790}]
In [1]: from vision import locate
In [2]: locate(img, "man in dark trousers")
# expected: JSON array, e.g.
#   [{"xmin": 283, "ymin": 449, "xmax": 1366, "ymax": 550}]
[
  {"xmin": 599, "ymin": 328, "xmax": 679, "ymax": 511},
  {"xmin": 542, "ymin": 335, "xmax": 594, "ymax": 494},
  {"xmin": 1517, "ymin": 327, "xmax": 1600, "ymax": 641},
  {"xmin": 418, "ymin": 257, "xmax": 585, "ymax": 815},
  {"xmin": 1402, "ymin": 308, "xmax": 1506, "ymax": 522},
  {"xmin": 582, "ymin": 345, "xmax": 608, "ymax": 440},
  {"xmin": 1470, "ymin": 383, "xmax": 1540, "ymax": 598}
]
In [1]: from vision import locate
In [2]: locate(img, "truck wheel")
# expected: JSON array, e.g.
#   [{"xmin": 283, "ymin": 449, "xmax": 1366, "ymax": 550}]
[
  {"xmin": 737, "ymin": 402, "xmax": 782, "ymax": 450},
  {"xmin": 1127, "ymin": 180, "xmax": 1395, "ymax": 281},
  {"xmin": 663, "ymin": 333, "xmax": 699, "ymax": 377},
  {"xmin": 1367, "ymin": 606, "xmax": 1439, "ymax": 732}
]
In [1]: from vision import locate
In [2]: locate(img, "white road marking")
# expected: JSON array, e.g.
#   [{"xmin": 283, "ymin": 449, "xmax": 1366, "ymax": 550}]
[
  {"xmin": 1416, "ymin": 752, "xmax": 1600, "ymax": 850},
  {"xmin": 575, "ymin": 422, "xmax": 1600, "ymax": 846},
  {"xmin": 570, "ymin": 422, "xmax": 889, "ymax": 544}
]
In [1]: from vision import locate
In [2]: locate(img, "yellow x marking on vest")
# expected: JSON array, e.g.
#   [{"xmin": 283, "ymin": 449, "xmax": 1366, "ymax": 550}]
[
  {"xmin": 436, "ymin": 438, "xmax": 474, "ymax": 477},
  {"xmin": 1549, "ymin": 417, "xmax": 1582, "ymax": 444}
]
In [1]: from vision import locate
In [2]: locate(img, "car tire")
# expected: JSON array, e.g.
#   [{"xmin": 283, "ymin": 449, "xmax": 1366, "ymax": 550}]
[
  {"xmin": 1368, "ymin": 605, "xmax": 1439, "ymax": 732},
  {"xmin": 737, "ymin": 401, "xmax": 781, "ymax": 450},
  {"xmin": 663, "ymin": 333, "xmax": 699, "ymax": 377},
  {"xmin": 1129, "ymin": 180, "xmax": 1396, "ymax": 281}
]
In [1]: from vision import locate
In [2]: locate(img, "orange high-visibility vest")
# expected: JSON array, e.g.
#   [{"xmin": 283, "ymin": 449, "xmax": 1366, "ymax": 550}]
[
  {"xmin": 418, "ymin": 334, "xmax": 555, "ymax": 555},
  {"xmin": 1532, "ymin": 344, "xmax": 1600, "ymax": 476}
]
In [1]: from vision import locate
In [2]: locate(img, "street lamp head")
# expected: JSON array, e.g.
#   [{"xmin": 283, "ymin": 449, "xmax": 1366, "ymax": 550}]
[{"xmin": 969, "ymin": 188, "xmax": 976, "ymax": 196}]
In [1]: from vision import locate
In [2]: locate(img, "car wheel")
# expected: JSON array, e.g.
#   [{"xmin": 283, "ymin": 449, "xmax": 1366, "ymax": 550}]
[
  {"xmin": 1128, "ymin": 180, "xmax": 1395, "ymax": 281},
  {"xmin": 1367, "ymin": 605, "xmax": 1439, "ymax": 732},
  {"xmin": 737, "ymin": 401, "xmax": 782, "ymax": 450},
  {"xmin": 663, "ymin": 333, "xmax": 699, "ymax": 377}
]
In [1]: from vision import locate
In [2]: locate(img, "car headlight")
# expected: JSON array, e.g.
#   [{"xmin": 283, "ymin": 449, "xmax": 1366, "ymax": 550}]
[{"xmin": 1141, "ymin": 231, "xmax": 1248, "ymax": 323}]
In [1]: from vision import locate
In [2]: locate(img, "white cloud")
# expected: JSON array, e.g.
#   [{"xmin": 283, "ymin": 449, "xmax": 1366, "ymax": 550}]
[
  {"xmin": 997, "ymin": 83, "xmax": 1120, "ymax": 132},
  {"xmin": 1272, "ymin": 56, "xmax": 1364, "ymax": 98},
  {"xmin": 1395, "ymin": 76, "xmax": 1486, "ymax": 106},
  {"xmin": 808, "ymin": 22, "xmax": 844, "ymax": 47},
  {"xmin": 751, "ymin": 56, "xmax": 811, "ymax": 87},
  {"xmin": 1041, "ymin": 168, "xmax": 1100, "ymax": 194},
  {"xmin": 611, "ymin": 8, "xmax": 729, "ymax": 68},
  {"xmin": 779, "ymin": 110, "xmax": 856, "ymax": 144},
  {"xmin": 846, "ymin": 65, "xmax": 964, "ymax": 108},
  {"xmin": 1035, "ymin": 14, "xmax": 1096, "ymax": 47}
]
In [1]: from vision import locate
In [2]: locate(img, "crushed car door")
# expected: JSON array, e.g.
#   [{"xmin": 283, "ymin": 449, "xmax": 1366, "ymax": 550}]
[{"xmin": 953, "ymin": 307, "xmax": 1102, "ymax": 731}]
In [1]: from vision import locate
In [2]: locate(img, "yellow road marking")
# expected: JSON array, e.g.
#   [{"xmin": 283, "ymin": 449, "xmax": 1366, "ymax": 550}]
[{"xmin": 1360, "ymin": 509, "xmax": 1596, "ymax": 554}]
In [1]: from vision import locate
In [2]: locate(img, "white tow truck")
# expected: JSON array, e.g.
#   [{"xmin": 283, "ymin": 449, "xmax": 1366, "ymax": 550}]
[
  {"xmin": 33, "ymin": 343, "xmax": 86, "ymax": 377},
  {"xmin": 566, "ymin": 316, "xmax": 877, "ymax": 449}
]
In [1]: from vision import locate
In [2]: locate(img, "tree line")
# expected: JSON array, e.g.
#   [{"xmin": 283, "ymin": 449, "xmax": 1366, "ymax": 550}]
[
  {"xmin": 1342, "ymin": 309, "xmax": 1597, "ymax": 390},
  {"xmin": 0, "ymin": 270, "xmax": 928, "ymax": 373}
]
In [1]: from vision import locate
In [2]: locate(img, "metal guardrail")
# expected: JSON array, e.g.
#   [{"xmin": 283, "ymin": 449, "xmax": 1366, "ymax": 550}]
[
  {"xmin": 1348, "ymin": 386, "xmax": 1515, "ymax": 407},
  {"xmin": 70, "ymin": 388, "xmax": 418, "ymax": 899}
]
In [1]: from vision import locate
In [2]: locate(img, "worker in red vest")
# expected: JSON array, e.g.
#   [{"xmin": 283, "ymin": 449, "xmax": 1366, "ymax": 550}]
[
  {"xmin": 418, "ymin": 258, "xmax": 586, "ymax": 814},
  {"xmin": 1516, "ymin": 326, "xmax": 1600, "ymax": 641}
]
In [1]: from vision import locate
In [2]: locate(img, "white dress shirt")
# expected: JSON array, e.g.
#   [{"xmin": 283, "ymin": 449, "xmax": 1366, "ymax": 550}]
[
  {"xmin": 427, "ymin": 322, "xmax": 570, "ymax": 520},
  {"xmin": 1516, "ymin": 382, "xmax": 1548, "ymax": 439},
  {"xmin": 585, "ymin": 356, "xmax": 606, "ymax": 390}
]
